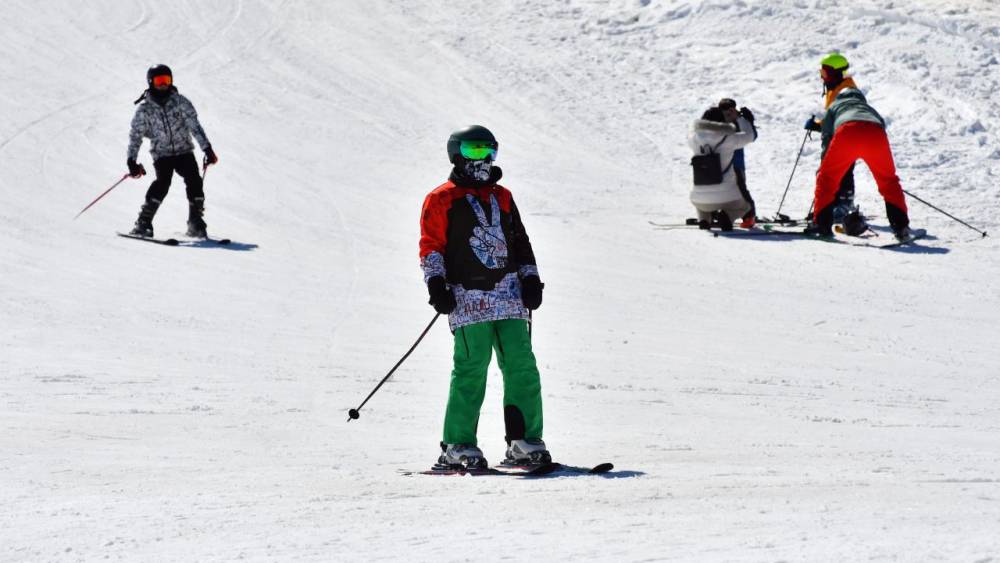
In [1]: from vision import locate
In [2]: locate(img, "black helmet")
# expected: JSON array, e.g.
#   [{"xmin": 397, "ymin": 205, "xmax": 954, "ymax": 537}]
[
  {"xmin": 146, "ymin": 64, "xmax": 173, "ymax": 88},
  {"xmin": 842, "ymin": 210, "xmax": 868, "ymax": 236},
  {"xmin": 447, "ymin": 125, "xmax": 497, "ymax": 164}
]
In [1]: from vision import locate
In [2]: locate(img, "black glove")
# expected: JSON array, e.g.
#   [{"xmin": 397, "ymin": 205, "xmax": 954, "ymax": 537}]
[
  {"xmin": 739, "ymin": 107, "xmax": 755, "ymax": 124},
  {"xmin": 204, "ymin": 145, "xmax": 218, "ymax": 166},
  {"xmin": 127, "ymin": 159, "xmax": 146, "ymax": 178},
  {"xmin": 427, "ymin": 276, "xmax": 456, "ymax": 315},
  {"xmin": 520, "ymin": 276, "xmax": 544, "ymax": 310},
  {"xmin": 804, "ymin": 116, "xmax": 821, "ymax": 132}
]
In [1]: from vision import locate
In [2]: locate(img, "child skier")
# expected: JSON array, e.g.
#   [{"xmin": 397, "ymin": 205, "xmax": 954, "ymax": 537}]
[
  {"xmin": 126, "ymin": 64, "xmax": 218, "ymax": 238},
  {"xmin": 803, "ymin": 53, "xmax": 912, "ymax": 239},
  {"xmin": 418, "ymin": 125, "xmax": 548, "ymax": 470}
]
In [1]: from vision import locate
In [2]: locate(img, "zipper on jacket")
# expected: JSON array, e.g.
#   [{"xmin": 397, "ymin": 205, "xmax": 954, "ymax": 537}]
[{"xmin": 159, "ymin": 105, "xmax": 176, "ymax": 155}]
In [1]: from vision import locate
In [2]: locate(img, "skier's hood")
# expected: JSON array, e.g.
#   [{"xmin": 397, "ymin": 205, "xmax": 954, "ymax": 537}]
[
  {"xmin": 691, "ymin": 119, "xmax": 738, "ymax": 134},
  {"xmin": 831, "ymin": 87, "xmax": 868, "ymax": 105},
  {"xmin": 690, "ymin": 119, "xmax": 738, "ymax": 146}
]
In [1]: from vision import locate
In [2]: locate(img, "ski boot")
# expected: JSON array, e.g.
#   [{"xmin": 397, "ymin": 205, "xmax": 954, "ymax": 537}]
[
  {"xmin": 186, "ymin": 197, "xmax": 207, "ymax": 238},
  {"xmin": 503, "ymin": 438, "xmax": 552, "ymax": 466},
  {"xmin": 842, "ymin": 210, "xmax": 869, "ymax": 237},
  {"xmin": 893, "ymin": 225, "xmax": 914, "ymax": 242},
  {"xmin": 711, "ymin": 210, "xmax": 734, "ymax": 232},
  {"xmin": 831, "ymin": 201, "xmax": 857, "ymax": 224},
  {"xmin": 436, "ymin": 443, "xmax": 488, "ymax": 470},
  {"xmin": 129, "ymin": 198, "xmax": 160, "ymax": 237},
  {"xmin": 803, "ymin": 222, "xmax": 833, "ymax": 238}
]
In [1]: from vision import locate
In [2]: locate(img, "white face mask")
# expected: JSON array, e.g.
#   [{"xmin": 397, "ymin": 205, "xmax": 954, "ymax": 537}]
[{"xmin": 462, "ymin": 158, "xmax": 493, "ymax": 181}]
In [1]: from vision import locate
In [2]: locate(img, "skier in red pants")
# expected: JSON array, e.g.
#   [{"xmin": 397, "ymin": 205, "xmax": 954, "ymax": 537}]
[{"xmin": 805, "ymin": 54, "xmax": 912, "ymax": 240}]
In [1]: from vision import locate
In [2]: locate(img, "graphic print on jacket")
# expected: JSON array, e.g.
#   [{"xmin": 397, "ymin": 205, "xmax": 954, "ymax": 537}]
[
  {"xmin": 420, "ymin": 180, "xmax": 539, "ymax": 331},
  {"xmin": 466, "ymin": 194, "xmax": 508, "ymax": 270},
  {"xmin": 127, "ymin": 89, "xmax": 210, "ymax": 162}
]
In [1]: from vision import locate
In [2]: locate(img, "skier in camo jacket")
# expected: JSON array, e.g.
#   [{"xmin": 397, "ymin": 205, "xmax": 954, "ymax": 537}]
[
  {"xmin": 126, "ymin": 64, "xmax": 218, "ymax": 238},
  {"xmin": 419, "ymin": 125, "xmax": 549, "ymax": 470}
]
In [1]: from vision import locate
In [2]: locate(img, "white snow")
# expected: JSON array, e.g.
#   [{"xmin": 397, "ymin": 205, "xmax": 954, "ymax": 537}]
[{"xmin": 2, "ymin": 1, "xmax": 1000, "ymax": 561}]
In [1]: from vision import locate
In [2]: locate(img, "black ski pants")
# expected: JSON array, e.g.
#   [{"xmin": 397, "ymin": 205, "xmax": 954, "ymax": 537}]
[
  {"xmin": 836, "ymin": 163, "xmax": 855, "ymax": 205},
  {"xmin": 145, "ymin": 152, "xmax": 204, "ymax": 203}
]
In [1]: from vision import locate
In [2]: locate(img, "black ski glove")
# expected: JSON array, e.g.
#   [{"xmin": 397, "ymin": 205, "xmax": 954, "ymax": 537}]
[
  {"xmin": 739, "ymin": 107, "xmax": 755, "ymax": 124},
  {"xmin": 804, "ymin": 116, "xmax": 821, "ymax": 132},
  {"xmin": 520, "ymin": 276, "xmax": 544, "ymax": 310},
  {"xmin": 204, "ymin": 145, "xmax": 218, "ymax": 166},
  {"xmin": 127, "ymin": 159, "xmax": 146, "ymax": 178},
  {"xmin": 427, "ymin": 276, "xmax": 456, "ymax": 315}
]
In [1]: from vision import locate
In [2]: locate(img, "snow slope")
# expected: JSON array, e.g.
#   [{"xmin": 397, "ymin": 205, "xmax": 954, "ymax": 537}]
[{"xmin": 2, "ymin": 1, "xmax": 999, "ymax": 561}]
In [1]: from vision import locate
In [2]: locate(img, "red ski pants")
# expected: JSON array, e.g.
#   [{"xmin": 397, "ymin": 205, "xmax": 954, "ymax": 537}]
[{"xmin": 814, "ymin": 121, "xmax": 907, "ymax": 216}]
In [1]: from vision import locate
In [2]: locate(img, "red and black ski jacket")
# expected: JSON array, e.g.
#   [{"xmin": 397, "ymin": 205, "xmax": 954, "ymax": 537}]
[{"xmin": 419, "ymin": 168, "xmax": 539, "ymax": 329}]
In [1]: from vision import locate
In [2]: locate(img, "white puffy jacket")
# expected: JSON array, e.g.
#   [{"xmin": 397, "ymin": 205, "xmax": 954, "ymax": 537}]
[{"xmin": 687, "ymin": 116, "xmax": 756, "ymax": 206}]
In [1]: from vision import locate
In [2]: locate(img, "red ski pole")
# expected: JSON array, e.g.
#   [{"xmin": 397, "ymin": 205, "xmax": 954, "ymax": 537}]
[{"xmin": 74, "ymin": 173, "xmax": 130, "ymax": 220}]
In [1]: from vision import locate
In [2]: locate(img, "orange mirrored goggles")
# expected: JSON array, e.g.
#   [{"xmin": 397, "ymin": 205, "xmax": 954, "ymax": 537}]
[{"xmin": 151, "ymin": 75, "xmax": 172, "ymax": 87}]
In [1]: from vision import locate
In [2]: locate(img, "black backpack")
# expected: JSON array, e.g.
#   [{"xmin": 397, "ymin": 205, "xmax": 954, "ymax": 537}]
[{"xmin": 691, "ymin": 135, "xmax": 734, "ymax": 185}]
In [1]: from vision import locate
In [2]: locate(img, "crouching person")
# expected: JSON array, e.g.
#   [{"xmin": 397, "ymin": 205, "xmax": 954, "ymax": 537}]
[{"xmin": 688, "ymin": 105, "xmax": 757, "ymax": 230}]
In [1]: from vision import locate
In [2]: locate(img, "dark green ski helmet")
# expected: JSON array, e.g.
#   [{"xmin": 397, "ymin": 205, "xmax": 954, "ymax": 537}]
[{"xmin": 447, "ymin": 125, "xmax": 498, "ymax": 164}]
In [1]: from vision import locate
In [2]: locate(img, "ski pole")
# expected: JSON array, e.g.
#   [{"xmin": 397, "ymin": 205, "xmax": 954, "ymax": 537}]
[
  {"xmin": 347, "ymin": 313, "xmax": 441, "ymax": 422},
  {"xmin": 202, "ymin": 154, "xmax": 212, "ymax": 180},
  {"xmin": 74, "ymin": 174, "xmax": 130, "ymax": 220},
  {"xmin": 903, "ymin": 189, "xmax": 988, "ymax": 238},
  {"xmin": 776, "ymin": 125, "xmax": 812, "ymax": 220}
]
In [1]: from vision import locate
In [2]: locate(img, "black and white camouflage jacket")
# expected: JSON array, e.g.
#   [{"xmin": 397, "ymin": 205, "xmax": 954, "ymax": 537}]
[{"xmin": 127, "ymin": 88, "xmax": 211, "ymax": 162}]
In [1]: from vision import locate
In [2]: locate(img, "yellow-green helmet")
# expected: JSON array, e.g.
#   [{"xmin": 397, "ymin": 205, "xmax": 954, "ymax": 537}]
[{"xmin": 820, "ymin": 52, "xmax": 850, "ymax": 71}]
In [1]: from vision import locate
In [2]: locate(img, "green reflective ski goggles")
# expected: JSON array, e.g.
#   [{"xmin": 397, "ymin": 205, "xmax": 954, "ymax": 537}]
[{"xmin": 459, "ymin": 140, "xmax": 498, "ymax": 161}]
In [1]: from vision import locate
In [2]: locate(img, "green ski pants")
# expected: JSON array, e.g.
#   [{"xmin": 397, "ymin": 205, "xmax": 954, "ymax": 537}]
[{"xmin": 442, "ymin": 319, "xmax": 543, "ymax": 445}]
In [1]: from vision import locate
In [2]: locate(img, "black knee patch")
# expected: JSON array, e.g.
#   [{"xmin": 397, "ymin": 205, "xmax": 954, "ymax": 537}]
[{"xmin": 504, "ymin": 405, "xmax": 526, "ymax": 444}]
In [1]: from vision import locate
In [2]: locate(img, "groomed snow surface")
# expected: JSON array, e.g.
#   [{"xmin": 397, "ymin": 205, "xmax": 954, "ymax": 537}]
[{"xmin": 2, "ymin": 1, "xmax": 999, "ymax": 561}]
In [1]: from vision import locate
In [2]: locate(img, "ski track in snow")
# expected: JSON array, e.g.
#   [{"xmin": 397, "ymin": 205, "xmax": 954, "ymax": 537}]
[{"xmin": 1, "ymin": 1, "xmax": 999, "ymax": 561}]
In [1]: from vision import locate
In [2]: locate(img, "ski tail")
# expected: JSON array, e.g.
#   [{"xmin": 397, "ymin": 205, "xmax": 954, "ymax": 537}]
[{"xmin": 117, "ymin": 232, "xmax": 179, "ymax": 246}]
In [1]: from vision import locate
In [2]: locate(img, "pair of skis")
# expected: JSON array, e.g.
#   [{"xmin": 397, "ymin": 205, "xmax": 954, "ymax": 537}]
[
  {"xmin": 712, "ymin": 226, "xmax": 928, "ymax": 249},
  {"xmin": 648, "ymin": 216, "xmax": 804, "ymax": 229},
  {"xmin": 117, "ymin": 232, "xmax": 231, "ymax": 246},
  {"xmin": 649, "ymin": 218, "xmax": 928, "ymax": 249},
  {"xmin": 403, "ymin": 461, "xmax": 614, "ymax": 478}
]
